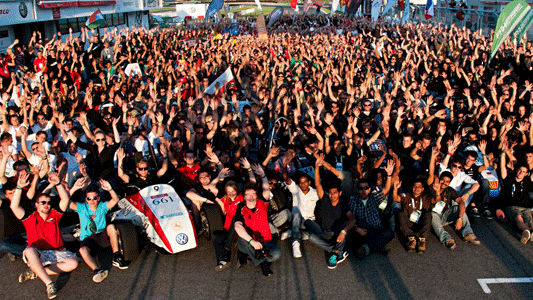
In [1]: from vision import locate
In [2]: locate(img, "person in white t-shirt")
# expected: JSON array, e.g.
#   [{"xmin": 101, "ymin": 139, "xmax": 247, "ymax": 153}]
[{"xmin": 282, "ymin": 151, "xmax": 319, "ymax": 259}]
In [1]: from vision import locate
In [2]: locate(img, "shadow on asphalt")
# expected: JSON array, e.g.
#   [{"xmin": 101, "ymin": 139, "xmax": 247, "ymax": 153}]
[
  {"xmin": 345, "ymin": 239, "xmax": 414, "ymax": 300},
  {"xmin": 473, "ymin": 217, "xmax": 533, "ymax": 298}
]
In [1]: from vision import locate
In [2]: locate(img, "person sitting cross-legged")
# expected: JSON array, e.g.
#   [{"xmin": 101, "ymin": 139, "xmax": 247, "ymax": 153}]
[
  {"xmin": 69, "ymin": 177, "xmax": 127, "ymax": 283},
  {"xmin": 307, "ymin": 155, "xmax": 355, "ymax": 269}
]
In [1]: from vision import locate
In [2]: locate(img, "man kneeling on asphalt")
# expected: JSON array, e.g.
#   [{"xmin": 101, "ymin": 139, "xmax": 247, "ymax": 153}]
[
  {"xmin": 234, "ymin": 183, "xmax": 281, "ymax": 277},
  {"xmin": 11, "ymin": 173, "xmax": 78, "ymax": 299},
  {"xmin": 69, "ymin": 177, "xmax": 128, "ymax": 283}
]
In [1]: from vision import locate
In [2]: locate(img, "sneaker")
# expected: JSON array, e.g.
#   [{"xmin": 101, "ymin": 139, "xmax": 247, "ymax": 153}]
[
  {"xmin": 18, "ymin": 268, "xmax": 36, "ymax": 283},
  {"xmin": 292, "ymin": 241, "xmax": 302, "ymax": 258},
  {"xmin": 445, "ymin": 238, "xmax": 457, "ymax": 250},
  {"xmin": 7, "ymin": 253, "xmax": 18, "ymax": 262},
  {"xmin": 470, "ymin": 207, "xmax": 480, "ymax": 218},
  {"xmin": 215, "ymin": 261, "xmax": 230, "ymax": 272},
  {"xmin": 92, "ymin": 269, "xmax": 108, "ymax": 283},
  {"xmin": 521, "ymin": 230, "xmax": 531, "ymax": 244},
  {"xmin": 336, "ymin": 251, "xmax": 349, "ymax": 264},
  {"xmin": 327, "ymin": 254, "xmax": 337, "ymax": 269},
  {"xmin": 280, "ymin": 230, "xmax": 292, "ymax": 241},
  {"xmin": 407, "ymin": 236, "xmax": 416, "ymax": 253},
  {"xmin": 418, "ymin": 238, "xmax": 426, "ymax": 254},
  {"xmin": 464, "ymin": 234, "xmax": 481, "ymax": 245},
  {"xmin": 46, "ymin": 282, "xmax": 58, "ymax": 299},
  {"xmin": 260, "ymin": 261, "xmax": 273, "ymax": 277},
  {"xmin": 483, "ymin": 209, "xmax": 493, "ymax": 219},
  {"xmin": 112, "ymin": 253, "xmax": 129, "ymax": 270},
  {"xmin": 302, "ymin": 232, "xmax": 310, "ymax": 241}
]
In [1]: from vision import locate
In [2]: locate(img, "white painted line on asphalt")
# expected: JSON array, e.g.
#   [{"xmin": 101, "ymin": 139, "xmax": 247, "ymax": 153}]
[{"xmin": 477, "ymin": 278, "xmax": 533, "ymax": 293}]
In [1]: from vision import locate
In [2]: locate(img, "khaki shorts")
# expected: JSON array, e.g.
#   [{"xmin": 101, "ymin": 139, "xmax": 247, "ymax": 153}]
[{"xmin": 23, "ymin": 248, "xmax": 77, "ymax": 267}]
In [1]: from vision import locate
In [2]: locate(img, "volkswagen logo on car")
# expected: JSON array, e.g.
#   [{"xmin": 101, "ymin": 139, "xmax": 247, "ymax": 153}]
[{"xmin": 175, "ymin": 233, "xmax": 188, "ymax": 245}]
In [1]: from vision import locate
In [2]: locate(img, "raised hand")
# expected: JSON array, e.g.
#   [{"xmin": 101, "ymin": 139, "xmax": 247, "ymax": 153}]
[
  {"xmin": 99, "ymin": 179, "xmax": 112, "ymax": 191},
  {"xmin": 48, "ymin": 172, "xmax": 60, "ymax": 186},
  {"xmin": 240, "ymin": 157, "xmax": 251, "ymax": 169}
]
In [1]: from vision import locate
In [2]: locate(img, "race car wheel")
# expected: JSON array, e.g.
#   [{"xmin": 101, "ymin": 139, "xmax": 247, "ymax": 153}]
[
  {"xmin": 200, "ymin": 204, "xmax": 224, "ymax": 241},
  {"xmin": 116, "ymin": 222, "xmax": 140, "ymax": 262}
]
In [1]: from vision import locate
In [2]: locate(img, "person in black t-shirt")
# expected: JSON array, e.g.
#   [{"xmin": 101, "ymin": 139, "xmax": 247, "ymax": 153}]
[
  {"xmin": 307, "ymin": 155, "xmax": 355, "ymax": 269},
  {"xmin": 500, "ymin": 158, "xmax": 533, "ymax": 244}
]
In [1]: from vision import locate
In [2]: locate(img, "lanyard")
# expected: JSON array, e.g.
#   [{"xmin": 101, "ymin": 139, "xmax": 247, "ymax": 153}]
[{"xmin": 411, "ymin": 197, "xmax": 422, "ymax": 210}]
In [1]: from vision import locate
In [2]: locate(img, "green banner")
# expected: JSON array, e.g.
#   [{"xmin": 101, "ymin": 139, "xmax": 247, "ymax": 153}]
[
  {"xmin": 513, "ymin": 9, "xmax": 533, "ymax": 44},
  {"xmin": 490, "ymin": 0, "xmax": 531, "ymax": 61}
]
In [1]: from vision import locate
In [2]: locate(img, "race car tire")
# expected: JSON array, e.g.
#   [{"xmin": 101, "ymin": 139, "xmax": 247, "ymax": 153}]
[
  {"xmin": 200, "ymin": 204, "xmax": 224, "ymax": 241},
  {"xmin": 116, "ymin": 222, "xmax": 140, "ymax": 262}
]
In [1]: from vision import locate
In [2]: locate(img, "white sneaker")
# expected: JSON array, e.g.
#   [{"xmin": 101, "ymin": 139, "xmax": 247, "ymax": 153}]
[
  {"xmin": 521, "ymin": 230, "xmax": 531, "ymax": 244},
  {"xmin": 292, "ymin": 241, "xmax": 302, "ymax": 258},
  {"xmin": 280, "ymin": 230, "xmax": 292, "ymax": 241}
]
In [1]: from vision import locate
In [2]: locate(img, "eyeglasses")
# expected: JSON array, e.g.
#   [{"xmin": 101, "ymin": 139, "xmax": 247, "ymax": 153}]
[
  {"xmin": 196, "ymin": 131, "xmax": 204, "ymax": 135},
  {"xmin": 358, "ymin": 186, "xmax": 370, "ymax": 191},
  {"xmin": 452, "ymin": 164, "xmax": 463, "ymax": 169},
  {"xmin": 137, "ymin": 167, "xmax": 148, "ymax": 171},
  {"xmin": 40, "ymin": 201, "xmax": 52, "ymax": 205},
  {"xmin": 37, "ymin": 117, "xmax": 45, "ymax": 120},
  {"xmin": 86, "ymin": 196, "xmax": 99, "ymax": 201},
  {"xmin": 268, "ymin": 181, "xmax": 274, "ymax": 185},
  {"xmin": 95, "ymin": 138, "xmax": 105, "ymax": 142}
]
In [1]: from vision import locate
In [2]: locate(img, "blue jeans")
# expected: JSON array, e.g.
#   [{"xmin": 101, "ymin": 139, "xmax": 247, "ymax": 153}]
[
  {"xmin": 305, "ymin": 220, "xmax": 347, "ymax": 253},
  {"xmin": 269, "ymin": 209, "xmax": 292, "ymax": 238},
  {"xmin": 431, "ymin": 203, "xmax": 474, "ymax": 244},
  {"xmin": 459, "ymin": 184, "xmax": 475, "ymax": 207},
  {"xmin": 291, "ymin": 207, "xmax": 307, "ymax": 243},
  {"xmin": 0, "ymin": 233, "xmax": 27, "ymax": 256},
  {"xmin": 236, "ymin": 238, "xmax": 281, "ymax": 266}
]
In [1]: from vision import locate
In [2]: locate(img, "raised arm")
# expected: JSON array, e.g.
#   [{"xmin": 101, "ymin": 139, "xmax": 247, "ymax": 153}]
[
  {"xmin": 315, "ymin": 154, "xmax": 325, "ymax": 199},
  {"xmin": 116, "ymin": 148, "xmax": 130, "ymax": 184},
  {"xmin": 10, "ymin": 173, "xmax": 31, "ymax": 219},
  {"xmin": 100, "ymin": 179, "xmax": 120, "ymax": 209}
]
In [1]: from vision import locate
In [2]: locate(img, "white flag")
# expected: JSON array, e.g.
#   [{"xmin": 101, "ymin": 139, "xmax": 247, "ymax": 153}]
[
  {"xmin": 401, "ymin": 0, "xmax": 410, "ymax": 23},
  {"xmin": 204, "ymin": 68, "xmax": 234, "ymax": 95},
  {"xmin": 381, "ymin": 0, "xmax": 397, "ymax": 16},
  {"xmin": 331, "ymin": 0, "xmax": 340, "ymax": 16},
  {"xmin": 371, "ymin": 0, "xmax": 382, "ymax": 22},
  {"xmin": 254, "ymin": 0, "xmax": 263, "ymax": 11}
]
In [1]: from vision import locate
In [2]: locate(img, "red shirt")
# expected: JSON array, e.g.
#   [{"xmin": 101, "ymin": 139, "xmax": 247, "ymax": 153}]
[
  {"xmin": 22, "ymin": 209, "xmax": 64, "ymax": 250},
  {"xmin": 34, "ymin": 57, "xmax": 46, "ymax": 73},
  {"xmin": 238, "ymin": 200, "xmax": 272, "ymax": 242},
  {"xmin": 177, "ymin": 163, "xmax": 199, "ymax": 181},
  {"xmin": 222, "ymin": 194, "xmax": 243, "ymax": 231}
]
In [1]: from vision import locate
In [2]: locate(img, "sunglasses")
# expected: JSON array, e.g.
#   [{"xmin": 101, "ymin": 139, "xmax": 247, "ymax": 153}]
[
  {"xmin": 137, "ymin": 167, "xmax": 148, "ymax": 171},
  {"xmin": 95, "ymin": 138, "xmax": 105, "ymax": 142},
  {"xmin": 40, "ymin": 201, "xmax": 52, "ymax": 205},
  {"xmin": 86, "ymin": 196, "xmax": 99, "ymax": 201},
  {"xmin": 452, "ymin": 164, "xmax": 463, "ymax": 169},
  {"xmin": 358, "ymin": 186, "xmax": 370, "ymax": 191}
]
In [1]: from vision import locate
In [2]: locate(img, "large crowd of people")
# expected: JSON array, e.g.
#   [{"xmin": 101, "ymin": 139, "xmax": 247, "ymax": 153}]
[{"xmin": 0, "ymin": 12, "xmax": 533, "ymax": 299}]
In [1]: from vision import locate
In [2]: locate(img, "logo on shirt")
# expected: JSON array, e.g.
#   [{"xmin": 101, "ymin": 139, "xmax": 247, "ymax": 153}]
[{"xmin": 46, "ymin": 218, "xmax": 54, "ymax": 222}]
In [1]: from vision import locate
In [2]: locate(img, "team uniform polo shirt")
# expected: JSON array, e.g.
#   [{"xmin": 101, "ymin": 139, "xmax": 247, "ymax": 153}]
[
  {"xmin": 235, "ymin": 200, "xmax": 272, "ymax": 242},
  {"xmin": 22, "ymin": 209, "xmax": 64, "ymax": 250},
  {"xmin": 222, "ymin": 194, "xmax": 243, "ymax": 231},
  {"xmin": 76, "ymin": 202, "xmax": 110, "ymax": 241}
]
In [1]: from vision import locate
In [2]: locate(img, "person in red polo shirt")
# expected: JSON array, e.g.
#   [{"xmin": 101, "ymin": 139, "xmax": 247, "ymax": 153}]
[
  {"xmin": 10, "ymin": 172, "xmax": 78, "ymax": 299},
  {"xmin": 234, "ymin": 183, "xmax": 281, "ymax": 277}
]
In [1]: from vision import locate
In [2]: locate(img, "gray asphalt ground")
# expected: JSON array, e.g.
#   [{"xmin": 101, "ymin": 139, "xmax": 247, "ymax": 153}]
[{"xmin": 2, "ymin": 216, "xmax": 533, "ymax": 300}]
